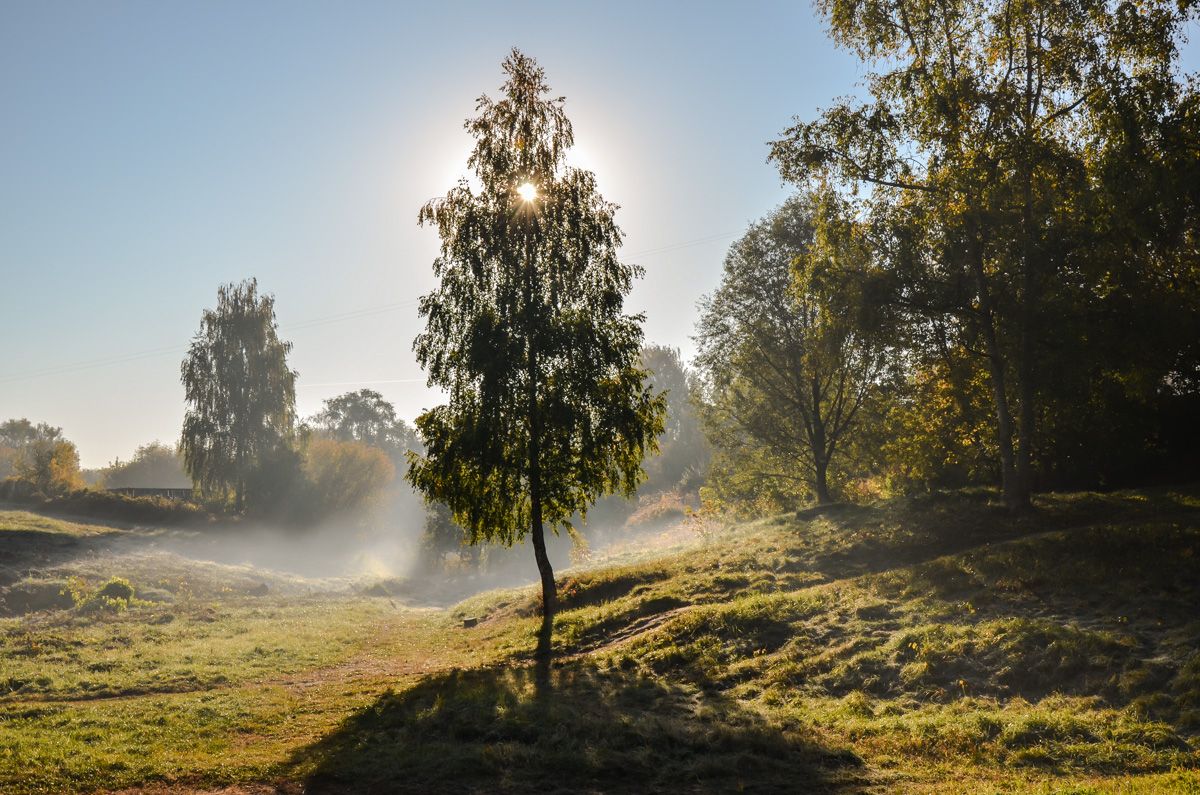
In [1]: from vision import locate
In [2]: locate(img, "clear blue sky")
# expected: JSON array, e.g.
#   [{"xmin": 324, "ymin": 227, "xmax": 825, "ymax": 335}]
[{"xmin": 1, "ymin": 2, "xmax": 1196, "ymax": 468}]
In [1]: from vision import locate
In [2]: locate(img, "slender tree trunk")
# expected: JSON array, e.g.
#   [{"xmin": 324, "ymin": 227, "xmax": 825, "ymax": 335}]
[
  {"xmin": 810, "ymin": 375, "xmax": 831, "ymax": 504},
  {"xmin": 1014, "ymin": 92, "xmax": 1038, "ymax": 512},
  {"xmin": 530, "ymin": 493, "xmax": 556, "ymax": 661},
  {"xmin": 981, "ymin": 322, "xmax": 1022, "ymax": 511},
  {"xmin": 1015, "ymin": 355, "xmax": 1035, "ymax": 507},
  {"xmin": 967, "ymin": 220, "xmax": 1025, "ymax": 512},
  {"xmin": 528, "ymin": 349, "xmax": 555, "ymax": 661},
  {"xmin": 1014, "ymin": 246, "xmax": 1037, "ymax": 508},
  {"xmin": 1006, "ymin": 22, "xmax": 1041, "ymax": 513},
  {"xmin": 524, "ymin": 231, "xmax": 556, "ymax": 663}
]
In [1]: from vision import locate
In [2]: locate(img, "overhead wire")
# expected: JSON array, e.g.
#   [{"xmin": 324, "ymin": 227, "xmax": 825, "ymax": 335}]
[{"xmin": 1, "ymin": 230, "xmax": 738, "ymax": 386}]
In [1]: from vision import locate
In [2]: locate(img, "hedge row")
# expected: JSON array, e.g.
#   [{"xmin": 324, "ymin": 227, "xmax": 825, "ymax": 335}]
[{"xmin": 0, "ymin": 478, "xmax": 217, "ymax": 526}]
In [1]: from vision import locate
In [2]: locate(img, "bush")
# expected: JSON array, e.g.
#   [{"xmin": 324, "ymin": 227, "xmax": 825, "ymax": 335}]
[
  {"xmin": 301, "ymin": 437, "xmax": 395, "ymax": 517},
  {"xmin": 94, "ymin": 577, "xmax": 135, "ymax": 602},
  {"xmin": 78, "ymin": 577, "xmax": 137, "ymax": 613},
  {"xmin": 102, "ymin": 442, "xmax": 191, "ymax": 489}
]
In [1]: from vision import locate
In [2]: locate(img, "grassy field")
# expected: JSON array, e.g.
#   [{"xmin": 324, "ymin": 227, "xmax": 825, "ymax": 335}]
[{"xmin": 1, "ymin": 486, "xmax": 1198, "ymax": 793}]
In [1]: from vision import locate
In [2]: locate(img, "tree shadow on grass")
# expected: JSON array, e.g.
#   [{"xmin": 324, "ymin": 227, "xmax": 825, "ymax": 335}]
[
  {"xmin": 290, "ymin": 661, "xmax": 864, "ymax": 794},
  {"xmin": 0, "ymin": 527, "xmax": 128, "ymax": 588},
  {"xmin": 793, "ymin": 486, "xmax": 1200, "ymax": 582}
]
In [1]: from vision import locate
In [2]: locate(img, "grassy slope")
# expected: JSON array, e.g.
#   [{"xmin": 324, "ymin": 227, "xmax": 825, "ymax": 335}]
[{"xmin": 1, "ymin": 488, "xmax": 1198, "ymax": 793}]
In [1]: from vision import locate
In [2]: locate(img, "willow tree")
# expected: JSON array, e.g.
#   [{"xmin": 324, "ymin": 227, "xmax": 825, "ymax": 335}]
[
  {"xmin": 770, "ymin": 0, "xmax": 1200, "ymax": 510},
  {"xmin": 180, "ymin": 278, "xmax": 297, "ymax": 512},
  {"xmin": 408, "ymin": 50, "xmax": 664, "ymax": 657}
]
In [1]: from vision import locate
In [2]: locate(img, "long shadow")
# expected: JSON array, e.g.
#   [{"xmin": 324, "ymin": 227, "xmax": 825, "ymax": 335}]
[
  {"xmin": 794, "ymin": 485, "xmax": 1200, "ymax": 582},
  {"xmin": 0, "ymin": 527, "xmax": 129, "ymax": 588},
  {"xmin": 289, "ymin": 662, "xmax": 864, "ymax": 794}
]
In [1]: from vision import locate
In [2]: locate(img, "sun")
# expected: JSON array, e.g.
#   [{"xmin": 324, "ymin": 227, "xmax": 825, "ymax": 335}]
[{"xmin": 516, "ymin": 182, "xmax": 538, "ymax": 203}]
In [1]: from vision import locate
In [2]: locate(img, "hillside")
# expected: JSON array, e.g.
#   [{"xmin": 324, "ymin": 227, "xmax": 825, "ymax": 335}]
[{"xmin": 1, "ymin": 486, "xmax": 1198, "ymax": 793}]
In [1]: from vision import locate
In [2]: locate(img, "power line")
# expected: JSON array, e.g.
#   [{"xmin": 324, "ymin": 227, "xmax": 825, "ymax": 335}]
[
  {"xmin": 0, "ymin": 299, "xmax": 420, "ymax": 385},
  {"xmin": 297, "ymin": 378, "xmax": 427, "ymax": 389},
  {"xmin": 1, "ymin": 231, "xmax": 738, "ymax": 386},
  {"xmin": 626, "ymin": 232, "xmax": 738, "ymax": 258}
]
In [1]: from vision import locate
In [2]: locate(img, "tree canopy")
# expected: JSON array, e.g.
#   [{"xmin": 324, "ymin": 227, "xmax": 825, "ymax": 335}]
[
  {"xmin": 638, "ymin": 346, "xmax": 710, "ymax": 494},
  {"xmin": 0, "ymin": 419, "xmax": 65, "ymax": 482},
  {"xmin": 695, "ymin": 192, "xmax": 890, "ymax": 508},
  {"xmin": 308, "ymin": 389, "xmax": 419, "ymax": 459},
  {"xmin": 180, "ymin": 278, "xmax": 298, "ymax": 512},
  {"xmin": 407, "ymin": 50, "xmax": 665, "ymax": 655},
  {"xmin": 770, "ymin": 0, "xmax": 1200, "ymax": 509}
]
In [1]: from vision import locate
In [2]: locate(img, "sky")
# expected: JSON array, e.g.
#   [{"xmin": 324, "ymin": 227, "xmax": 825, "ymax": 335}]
[{"xmin": 1, "ymin": 2, "xmax": 1197, "ymax": 468}]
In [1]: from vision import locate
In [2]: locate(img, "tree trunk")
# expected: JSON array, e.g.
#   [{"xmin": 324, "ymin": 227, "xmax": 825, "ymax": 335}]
[
  {"xmin": 530, "ymin": 500, "xmax": 556, "ymax": 662},
  {"xmin": 1014, "ymin": 245, "xmax": 1036, "ymax": 511},
  {"xmin": 810, "ymin": 374, "xmax": 831, "ymax": 504},
  {"xmin": 523, "ymin": 231, "xmax": 555, "ymax": 662},
  {"xmin": 1009, "ymin": 24, "xmax": 1039, "ymax": 514},
  {"xmin": 814, "ymin": 458, "xmax": 831, "ymax": 505},
  {"xmin": 967, "ymin": 220, "xmax": 1026, "ymax": 513},
  {"xmin": 529, "ymin": 398, "xmax": 556, "ymax": 660},
  {"xmin": 1014, "ymin": 92, "xmax": 1038, "ymax": 513},
  {"xmin": 982, "ymin": 332, "xmax": 1023, "ymax": 512}
]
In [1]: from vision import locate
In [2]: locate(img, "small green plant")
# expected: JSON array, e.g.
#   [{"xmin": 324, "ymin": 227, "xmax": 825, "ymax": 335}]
[
  {"xmin": 77, "ymin": 577, "xmax": 137, "ymax": 613},
  {"xmin": 60, "ymin": 576, "xmax": 90, "ymax": 607}
]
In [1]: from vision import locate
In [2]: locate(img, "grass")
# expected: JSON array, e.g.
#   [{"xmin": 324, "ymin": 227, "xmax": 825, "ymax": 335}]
[
  {"xmin": 0, "ymin": 488, "xmax": 1199, "ymax": 792},
  {"xmin": 0, "ymin": 511, "xmax": 116, "ymax": 537},
  {"xmin": 293, "ymin": 663, "xmax": 865, "ymax": 794}
]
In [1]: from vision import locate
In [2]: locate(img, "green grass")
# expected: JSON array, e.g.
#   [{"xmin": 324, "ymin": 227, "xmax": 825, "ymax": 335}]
[
  {"xmin": 0, "ymin": 511, "xmax": 115, "ymax": 537},
  {"xmin": 1, "ymin": 489, "xmax": 1199, "ymax": 792},
  {"xmin": 1, "ymin": 597, "xmax": 394, "ymax": 699}
]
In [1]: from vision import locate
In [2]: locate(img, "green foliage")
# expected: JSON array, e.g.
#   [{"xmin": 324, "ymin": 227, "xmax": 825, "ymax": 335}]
[
  {"xmin": 1, "ymin": 420, "xmax": 84, "ymax": 495},
  {"xmin": 0, "ymin": 419, "xmax": 66, "ymax": 482},
  {"xmin": 180, "ymin": 278, "xmax": 297, "ymax": 513},
  {"xmin": 881, "ymin": 360, "xmax": 998, "ymax": 490},
  {"xmin": 406, "ymin": 50, "xmax": 666, "ymax": 642},
  {"xmin": 77, "ymin": 577, "xmax": 137, "ymax": 614},
  {"xmin": 695, "ymin": 192, "xmax": 892, "ymax": 510},
  {"xmin": 419, "ymin": 500, "xmax": 475, "ymax": 571},
  {"xmin": 769, "ymin": 0, "xmax": 1200, "ymax": 508},
  {"xmin": 306, "ymin": 389, "xmax": 419, "ymax": 461},
  {"xmin": 638, "ymin": 345, "xmax": 710, "ymax": 495},
  {"xmin": 300, "ymin": 436, "xmax": 395, "ymax": 517},
  {"xmin": 12, "ymin": 438, "xmax": 83, "ymax": 495}
]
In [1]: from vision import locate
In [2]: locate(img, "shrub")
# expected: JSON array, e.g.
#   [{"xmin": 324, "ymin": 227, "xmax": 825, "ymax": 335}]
[
  {"xmin": 78, "ymin": 577, "xmax": 137, "ymax": 613},
  {"xmin": 302, "ymin": 437, "xmax": 395, "ymax": 517}
]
